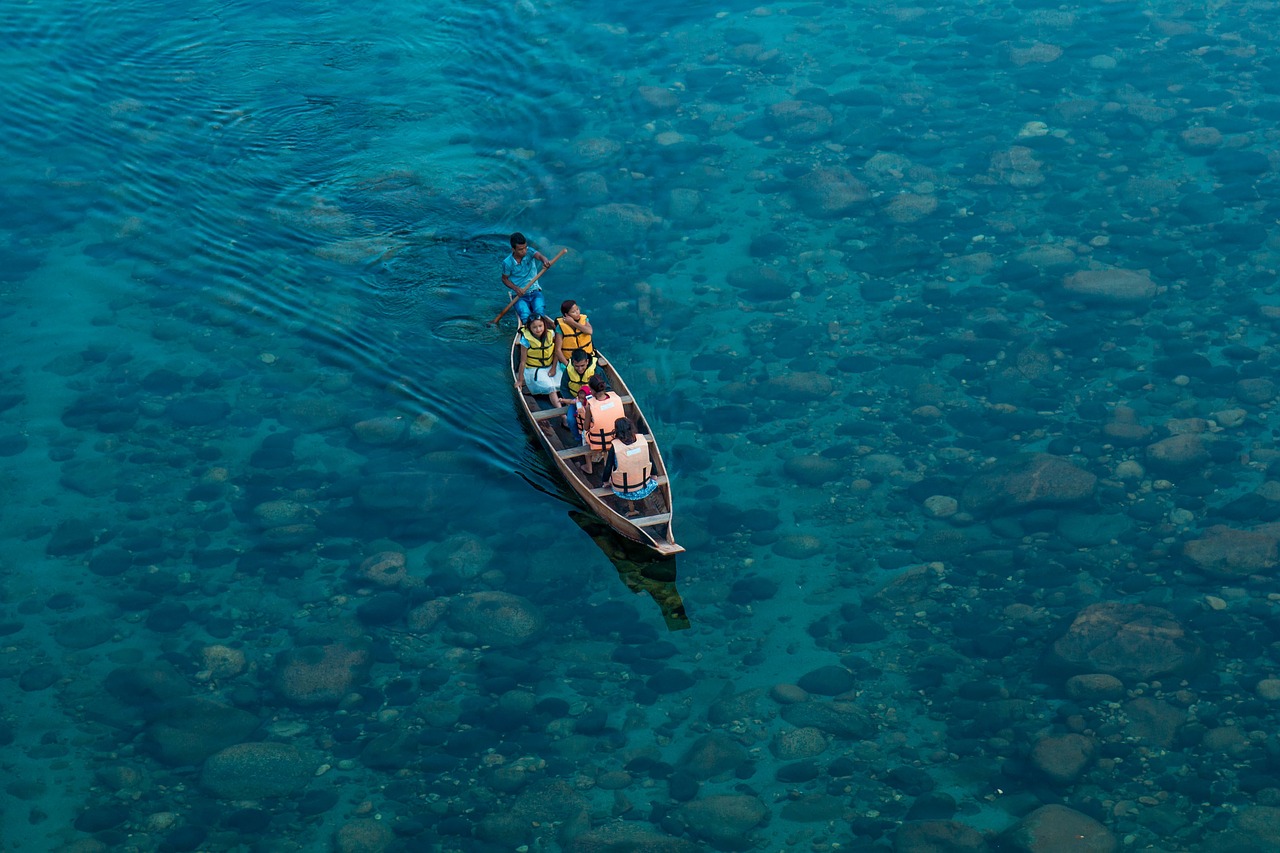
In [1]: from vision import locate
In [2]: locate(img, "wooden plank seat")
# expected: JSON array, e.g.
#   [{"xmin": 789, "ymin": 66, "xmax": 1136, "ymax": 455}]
[
  {"xmin": 530, "ymin": 405, "xmax": 570, "ymax": 421},
  {"xmin": 556, "ymin": 434, "xmax": 652, "ymax": 460},
  {"xmin": 630, "ymin": 512, "xmax": 673, "ymax": 528},
  {"xmin": 588, "ymin": 475, "xmax": 669, "ymax": 497},
  {"xmin": 530, "ymin": 396, "xmax": 633, "ymax": 421}
]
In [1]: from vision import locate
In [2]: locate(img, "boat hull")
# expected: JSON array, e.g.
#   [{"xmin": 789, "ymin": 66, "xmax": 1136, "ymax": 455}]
[{"xmin": 511, "ymin": 339, "xmax": 683, "ymax": 557}]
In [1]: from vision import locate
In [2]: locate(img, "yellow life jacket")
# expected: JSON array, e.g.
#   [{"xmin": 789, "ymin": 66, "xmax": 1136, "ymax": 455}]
[
  {"xmin": 611, "ymin": 437, "xmax": 652, "ymax": 493},
  {"xmin": 564, "ymin": 358, "xmax": 599, "ymax": 398},
  {"xmin": 520, "ymin": 327, "xmax": 556, "ymax": 368},
  {"xmin": 584, "ymin": 394, "xmax": 623, "ymax": 451},
  {"xmin": 557, "ymin": 314, "xmax": 593, "ymax": 356}
]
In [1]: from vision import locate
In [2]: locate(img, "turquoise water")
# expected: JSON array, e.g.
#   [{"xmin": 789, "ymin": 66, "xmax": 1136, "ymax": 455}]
[{"xmin": 5, "ymin": 0, "xmax": 1280, "ymax": 849}]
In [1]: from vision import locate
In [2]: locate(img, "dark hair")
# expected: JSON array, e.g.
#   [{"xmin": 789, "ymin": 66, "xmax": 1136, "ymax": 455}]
[
  {"xmin": 509, "ymin": 232, "xmax": 527, "ymax": 248},
  {"xmin": 615, "ymin": 417, "xmax": 637, "ymax": 443},
  {"xmin": 588, "ymin": 374, "xmax": 607, "ymax": 393},
  {"xmin": 570, "ymin": 348, "xmax": 589, "ymax": 364},
  {"xmin": 560, "ymin": 299, "xmax": 577, "ymax": 314},
  {"xmin": 525, "ymin": 314, "xmax": 549, "ymax": 336}
]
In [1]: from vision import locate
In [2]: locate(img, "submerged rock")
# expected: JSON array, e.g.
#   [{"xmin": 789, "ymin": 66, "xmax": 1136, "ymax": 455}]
[
  {"xmin": 708, "ymin": 688, "xmax": 767, "ymax": 726},
  {"xmin": 1049, "ymin": 602, "xmax": 1206, "ymax": 681},
  {"xmin": 566, "ymin": 823, "xmax": 699, "ymax": 853},
  {"xmin": 509, "ymin": 779, "xmax": 590, "ymax": 834},
  {"xmin": 783, "ymin": 455, "xmax": 843, "ymax": 486},
  {"xmin": 105, "ymin": 662, "xmax": 192, "ymax": 705},
  {"xmin": 1029, "ymin": 733, "xmax": 1095, "ymax": 784},
  {"xmin": 201, "ymin": 742, "xmax": 316, "ymax": 799},
  {"xmin": 273, "ymin": 642, "xmax": 371, "ymax": 707},
  {"xmin": 279, "ymin": 396, "xmax": 346, "ymax": 431},
  {"xmin": 47, "ymin": 519, "xmax": 96, "ymax": 556},
  {"xmin": 759, "ymin": 372, "xmax": 833, "ymax": 402},
  {"xmin": 1062, "ymin": 268, "xmax": 1157, "ymax": 305},
  {"xmin": 59, "ymin": 457, "xmax": 118, "ymax": 496},
  {"xmin": 1123, "ymin": 697, "xmax": 1187, "ymax": 749},
  {"xmin": 1183, "ymin": 525, "xmax": 1280, "ymax": 577},
  {"xmin": 53, "ymin": 617, "xmax": 114, "ymax": 650},
  {"xmin": 793, "ymin": 166, "xmax": 870, "ymax": 218},
  {"xmin": 1065, "ymin": 673, "xmax": 1125, "ymax": 701},
  {"xmin": 334, "ymin": 820, "xmax": 394, "ymax": 853},
  {"xmin": 796, "ymin": 665, "xmax": 855, "ymax": 696},
  {"xmin": 1236, "ymin": 377, "xmax": 1278, "ymax": 405},
  {"xmin": 447, "ymin": 591, "xmax": 544, "ymax": 648},
  {"xmin": 726, "ymin": 266, "xmax": 793, "ymax": 300},
  {"xmin": 895, "ymin": 820, "xmax": 990, "ymax": 853},
  {"xmin": 870, "ymin": 563, "xmax": 943, "ymax": 612},
  {"xmin": 351, "ymin": 415, "xmax": 406, "ymax": 445},
  {"xmin": 1179, "ymin": 126, "xmax": 1223, "ymax": 153},
  {"xmin": 428, "ymin": 534, "xmax": 495, "ymax": 578},
  {"xmin": 961, "ymin": 453, "xmax": 1096, "ymax": 516},
  {"xmin": 769, "ymin": 727, "xmax": 827, "ymax": 760},
  {"xmin": 358, "ymin": 551, "xmax": 420, "ymax": 590},
  {"xmin": 200, "ymin": 645, "xmax": 246, "ymax": 679},
  {"xmin": 772, "ymin": 534, "xmax": 823, "ymax": 559},
  {"xmin": 1102, "ymin": 406, "xmax": 1152, "ymax": 445},
  {"xmin": 357, "ymin": 472, "xmax": 451, "ymax": 514},
  {"xmin": 767, "ymin": 100, "xmax": 834, "ymax": 142},
  {"xmin": 253, "ymin": 500, "xmax": 312, "ymax": 528},
  {"xmin": 884, "ymin": 192, "xmax": 938, "ymax": 224},
  {"xmin": 1002, "ymin": 804, "xmax": 1116, "ymax": 853},
  {"xmin": 148, "ymin": 697, "xmax": 260, "ymax": 765},
  {"xmin": 676, "ymin": 794, "xmax": 770, "ymax": 850},
  {"xmin": 1224, "ymin": 805, "xmax": 1280, "ymax": 848},
  {"xmin": 575, "ymin": 203, "xmax": 662, "ymax": 246},
  {"xmin": 680, "ymin": 732, "xmax": 749, "ymax": 780},
  {"xmin": 779, "ymin": 699, "xmax": 873, "ymax": 739},
  {"xmin": 1145, "ymin": 433, "xmax": 1210, "ymax": 473}
]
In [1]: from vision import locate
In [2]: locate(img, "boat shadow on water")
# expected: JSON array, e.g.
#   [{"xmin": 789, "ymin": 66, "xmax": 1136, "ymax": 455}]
[
  {"xmin": 566, "ymin": 509, "xmax": 690, "ymax": 632},
  {"xmin": 512, "ymin": 448, "xmax": 690, "ymax": 632}
]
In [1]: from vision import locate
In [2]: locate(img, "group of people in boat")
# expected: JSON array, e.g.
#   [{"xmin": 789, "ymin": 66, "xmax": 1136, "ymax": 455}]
[{"xmin": 504, "ymin": 232, "xmax": 659, "ymax": 518}]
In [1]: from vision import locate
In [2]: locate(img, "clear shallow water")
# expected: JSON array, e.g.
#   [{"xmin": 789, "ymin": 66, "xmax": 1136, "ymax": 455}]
[{"xmin": 4, "ymin": 0, "xmax": 1280, "ymax": 849}]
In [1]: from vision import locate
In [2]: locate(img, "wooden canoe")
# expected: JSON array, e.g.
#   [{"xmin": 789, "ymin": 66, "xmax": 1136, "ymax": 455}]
[{"xmin": 511, "ymin": 337, "xmax": 684, "ymax": 557}]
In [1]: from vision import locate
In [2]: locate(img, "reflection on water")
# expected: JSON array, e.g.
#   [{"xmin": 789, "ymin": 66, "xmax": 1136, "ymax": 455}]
[
  {"xmin": 5, "ymin": 0, "xmax": 1280, "ymax": 849},
  {"xmin": 568, "ymin": 509, "xmax": 691, "ymax": 632}
]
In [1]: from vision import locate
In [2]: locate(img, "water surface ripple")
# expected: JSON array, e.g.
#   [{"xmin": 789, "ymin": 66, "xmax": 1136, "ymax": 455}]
[{"xmin": 4, "ymin": 0, "xmax": 1280, "ymax": 850}]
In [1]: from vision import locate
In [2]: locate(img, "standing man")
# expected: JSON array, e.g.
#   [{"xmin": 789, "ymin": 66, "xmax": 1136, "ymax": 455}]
[{"xmin": 501, "ymin": 232, "xmax": 551, "ymax": 326}]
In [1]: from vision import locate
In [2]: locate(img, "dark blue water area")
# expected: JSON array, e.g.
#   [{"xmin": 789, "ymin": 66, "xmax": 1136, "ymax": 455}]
[{"xmin": 5, "ymin": 0, "xmax": 1280, "ymax": 849}]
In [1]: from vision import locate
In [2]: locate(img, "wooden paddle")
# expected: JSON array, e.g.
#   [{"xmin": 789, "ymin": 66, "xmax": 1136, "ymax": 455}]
[{"xmin": 491, "ymin": 248, "xmax": 569, "ymax": 326}]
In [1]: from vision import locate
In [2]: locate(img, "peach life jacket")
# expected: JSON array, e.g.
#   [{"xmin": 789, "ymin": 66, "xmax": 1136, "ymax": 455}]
[
  {"xmin": 584, "ymin": 393, "xmax": 624, "ymax": 451},
  {"xmin": 610, "ymin": 437, "xmax": 652, "ymax": 493}
]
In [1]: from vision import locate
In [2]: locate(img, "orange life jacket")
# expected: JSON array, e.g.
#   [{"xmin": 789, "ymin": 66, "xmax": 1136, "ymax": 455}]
[
  {"xmin": 584, "ymin": 393, "xmax": 624, "ymax": 451},
  {"xmin": 610, "ymin": 437, "xmax": 652, "ymax": 493},
  {"xmin": 557, "ymin": 314, "xmax": 593, "ymax": 356}
]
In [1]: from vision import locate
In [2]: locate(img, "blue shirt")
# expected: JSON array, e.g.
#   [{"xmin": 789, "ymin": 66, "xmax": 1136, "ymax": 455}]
[{"xmin": 502, "ymin": 252, "xmax": 541, "ymax": 292}]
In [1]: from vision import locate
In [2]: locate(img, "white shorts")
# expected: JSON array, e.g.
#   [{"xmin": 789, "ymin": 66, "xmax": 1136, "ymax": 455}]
[{"xmin": 523, "ymin": 366, "xmax": 558, "ymax": 396}]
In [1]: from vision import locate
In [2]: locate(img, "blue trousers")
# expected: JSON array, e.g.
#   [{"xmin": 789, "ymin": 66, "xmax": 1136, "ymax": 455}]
[{"xmin": 514, "ymin": 288, "xmax": 546, "ymax": 324}]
